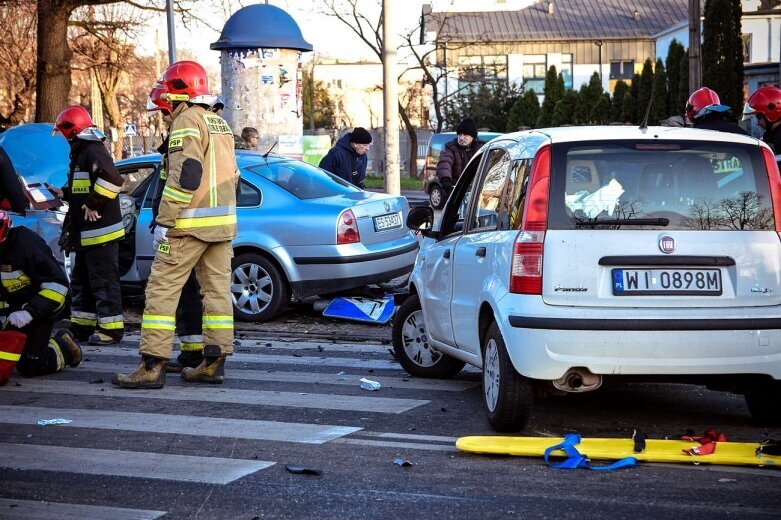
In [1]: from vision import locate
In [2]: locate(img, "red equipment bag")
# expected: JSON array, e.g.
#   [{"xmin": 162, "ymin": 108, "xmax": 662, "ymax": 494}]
[{"xmin": 0, "ymin": 331, "xmax": 27, "ymax": 386}]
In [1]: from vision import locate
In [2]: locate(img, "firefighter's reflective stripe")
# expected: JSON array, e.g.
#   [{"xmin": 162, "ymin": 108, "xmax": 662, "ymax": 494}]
[
  {"xmin": 80, "ymin": 221, "xmax": 125, "ymax": 247},
  {"xmin": 39, "ymin": 282, "xmax": 68, "ymax": 305},
  {"xmin": 142, "ymin": 314, "xmax": 176, "ymax": 330},
  {"xmin": 0, "ymin": 300, "xmax": 7, "ymax": 310},
  {"xmin": 49, "ymin": 338, "xmax": 65, "ymax": 371},
  {"xmin": 94, "ymin": 177, "xmax": 122, "ymax": 199},
  {"xmin": 71, "ymin": 311, "xmax": 97, "ymax": 326},
  {"xmin": 169, "ymin": 128, "xmax": 201, "ymax": 140},
  {"xmin": 179, "ymin": 334, "xmax": 204, "ymax": 351},
  {"xmin": 72, "ymin": 171, "xmax": 91, "ymax": 194},
  {"xmin": 203, "ymin": 315, "xmax": 233, "ymax": 330},
  {"xmin": 1, "ymin": 271, "xmax": 31, "ymax": 292},
  {"xmin": 98, "ymin": 314, "xmax": 124, "ymax": 330},
  {"xmin": 163, "ymin": 186, "xmax": 193, "ymax": 204},
  {"xmin": 159, "ymin": 167, "xmax": 168, "ymax": 181},
  {"xmin": 175, "ymin": 206, "xmax": 236, "ymax": 229},
  {"xmin": 0, "ymin": 350, "xmax": 21, "ymax": 362},
  {"xmin": 209, "ymin": 139, "xmax": 217, "ymax": 207}
]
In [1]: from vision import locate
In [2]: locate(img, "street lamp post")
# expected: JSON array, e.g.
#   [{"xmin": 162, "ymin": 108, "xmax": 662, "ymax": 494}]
[
  {"xmin": 166, "ymin": 0, "xmax": 177, "ymax": 65},
  {"xmin": 594, "ymin": 40, "xmax": 603, "ymax": 83}
]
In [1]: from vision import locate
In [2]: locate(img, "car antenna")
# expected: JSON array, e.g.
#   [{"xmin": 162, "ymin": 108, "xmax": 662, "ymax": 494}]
[
  {"xmin": 639, "ymin": 68, "xmax": 657, "ymax": 130},
  {"xmin": 263, "ymin": 141, "xmax": 278, "ymax": 158}
]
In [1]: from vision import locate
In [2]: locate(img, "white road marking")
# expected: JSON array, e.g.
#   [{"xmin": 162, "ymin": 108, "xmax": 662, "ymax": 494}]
[
  {"xmin": 0, "ymin": 405, "xmax": 360, "ymax": 444},
  {"xmin": 0, "ymin": 443, "xmax": 274, "ymax": 484},
  {"xmin": 0, "ymin": 498, "xmax": 166, "ymax": 520},
  {"xmin": 2, "ymin": 380, "xmax": 429, "ymax": 414},
  {"xmin": 82, "ymin": 348, "xmax": 400, "ymax": 370},
  {"xmin": 330, "ymin": 438, "xmax": 459, "ymax": 452},
  {"xmin": 75, "ymin": 361, "xmax": 477, "ymax": 392}
]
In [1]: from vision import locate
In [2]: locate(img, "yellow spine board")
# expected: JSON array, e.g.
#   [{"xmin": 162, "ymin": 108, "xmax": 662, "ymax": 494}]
[{"xmin": 456, "ymin": 436, "xmax": 780, "ymax": 467}]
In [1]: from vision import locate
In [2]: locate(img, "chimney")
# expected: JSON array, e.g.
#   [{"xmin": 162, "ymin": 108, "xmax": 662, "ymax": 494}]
[
  {"xmin": 633, "ymin": 9, "xmax": 639, "ymax": 21},
  {"xmin": 548, "ymin": 2, "xmax": 554, "ymax": 15}
]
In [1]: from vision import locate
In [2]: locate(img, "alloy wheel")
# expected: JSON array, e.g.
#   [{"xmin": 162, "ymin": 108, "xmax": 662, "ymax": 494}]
[
  {"xmin": 483, "ymin": 338, "xmax": 500, "ymax": 412},
  {"xmin": 400, "ymin": 309, "xmax": 442, "ymax": 367},
  {"xmin": 231, "ymin": 262, "xmax": 273, "ymax": 315}
]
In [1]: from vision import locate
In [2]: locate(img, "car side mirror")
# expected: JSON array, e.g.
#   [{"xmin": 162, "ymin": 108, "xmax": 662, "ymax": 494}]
[{"xmin": 407, "ymin": 205, "xmax": 437, "ymax": 238}]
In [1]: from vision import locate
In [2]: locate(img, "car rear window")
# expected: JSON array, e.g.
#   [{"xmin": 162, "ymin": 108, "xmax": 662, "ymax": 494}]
[
  {"xmin": 246, "ymin": 160, "xmax": 360, "ymax": 199},
  {"xmin": 548, "ymin": 140, "xmax": 774, "ymax": 231}
]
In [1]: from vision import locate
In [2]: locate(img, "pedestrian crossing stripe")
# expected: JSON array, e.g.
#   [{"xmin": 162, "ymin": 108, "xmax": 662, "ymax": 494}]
[
  {"xmin": 0, "ymin": 443, "xmax": 274, "ymax": 484},
  {"xmin": 0, "ymin": 498, "xmax": 166, "ymax": 520},
  {"xmin": 3, "ymin": 379, "xmax": 430, "ymax": 413}
]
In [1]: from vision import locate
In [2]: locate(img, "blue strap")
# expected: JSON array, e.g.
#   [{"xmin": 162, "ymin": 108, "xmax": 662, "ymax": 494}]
[{"xmin": 544, "ymin": 434, "xmax": 637, "ymax": 471}]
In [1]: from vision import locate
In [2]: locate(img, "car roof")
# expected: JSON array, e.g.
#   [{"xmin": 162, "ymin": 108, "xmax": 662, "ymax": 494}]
[{"xmin": 501, "ymin": 126, "xmax": 762, "ymax": 146}]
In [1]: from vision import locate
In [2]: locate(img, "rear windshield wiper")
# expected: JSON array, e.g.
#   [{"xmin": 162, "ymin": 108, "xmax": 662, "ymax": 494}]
[{"xmin": 574, "ymin": 217, "xmax": 669, "ymax": 227}]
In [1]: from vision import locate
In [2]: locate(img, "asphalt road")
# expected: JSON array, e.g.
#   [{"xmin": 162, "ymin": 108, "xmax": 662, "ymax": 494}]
[{"xmin": 0, "ymin": 310, "xmax": 779, "ymax": 519}]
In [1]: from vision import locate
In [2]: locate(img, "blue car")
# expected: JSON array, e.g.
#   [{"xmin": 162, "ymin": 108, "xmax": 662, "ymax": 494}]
[{"xmin": 116, "ymin": 151, "xmax": 418, "ymax": 322}]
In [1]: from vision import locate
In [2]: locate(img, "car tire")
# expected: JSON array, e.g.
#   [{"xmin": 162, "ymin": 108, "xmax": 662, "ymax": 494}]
[
  {"xmin": 744, "ymin": 382, "xmax": 781, "ymax": 426},
  {"xmin": 429, "ymin": 184, "xmax": 445, "ymax": 209},
  {"xmin": 231, "ymin": 253, "xmax": 290, "ymax": 323},
  {"xmin": 392, "ymin": 295, "xmax": 465, "ymax": 378},
  {"xmin": 482, "ymin": 322, "xmax": 533, "ymax": 432}
]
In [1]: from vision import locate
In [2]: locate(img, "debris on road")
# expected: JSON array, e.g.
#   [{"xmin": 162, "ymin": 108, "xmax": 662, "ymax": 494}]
[
  {"xmin": 360, "ymin": 378, "xmax": 381, "ymax": 391},
  {"xmin": 393, "ymin": 458, "xmax": 412, "ymax": 467},
  {"xmin": 285, "ymin": 465, "xmax": 322, "ymax": 476},
  {"xmin": 37, "ymin": 418, "xmax": 73, "ymax": 426}
]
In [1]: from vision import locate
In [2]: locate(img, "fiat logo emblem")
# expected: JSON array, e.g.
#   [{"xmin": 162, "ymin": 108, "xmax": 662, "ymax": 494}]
[
  {"xmin": 659, "ymin": 235, "xmax": 675, "ymax": 254},
  {"xmin": 384, "ymin": 201, "xmax": 391, "ymax": 212}
]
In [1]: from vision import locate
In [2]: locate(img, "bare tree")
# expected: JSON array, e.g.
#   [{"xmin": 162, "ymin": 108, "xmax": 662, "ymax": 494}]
[{"xmin": 0, "ymin": 1, "xmax": 37, "ymax": 125}]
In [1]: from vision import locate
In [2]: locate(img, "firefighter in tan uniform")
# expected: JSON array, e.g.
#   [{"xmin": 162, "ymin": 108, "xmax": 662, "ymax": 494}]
[{"xmin": 113, "ymin": 61, "xmax": 238, "ymax": 389}]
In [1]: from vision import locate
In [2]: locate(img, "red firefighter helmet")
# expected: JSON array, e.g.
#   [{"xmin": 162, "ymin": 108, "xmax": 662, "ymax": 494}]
[
  {"xmin": 158, "ymin": 60, "xmax": 210, "ymax": 105},
  {"xmin": 743, "ymin": 86, "xmax": 781, "ymax": 124},
  {"xmin": 146, "ymin": 81, "xmax": 172, "ymax": 115},
  {"xmin": 0, "ymin": 210, "xmax": 11, "ymax": 243},
  {"xmin": 685, "ymin": 87, "xmax": 720, "ymax": 122},
  {"xmin": 53, "ymin": 105, "xmax": 95, "ymax": 141}
]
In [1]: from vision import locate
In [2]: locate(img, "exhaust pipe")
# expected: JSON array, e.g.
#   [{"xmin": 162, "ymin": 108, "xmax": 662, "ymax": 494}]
[{"xmin": 552, "ymin": 368, "xmax": 602, "ymax": 393}]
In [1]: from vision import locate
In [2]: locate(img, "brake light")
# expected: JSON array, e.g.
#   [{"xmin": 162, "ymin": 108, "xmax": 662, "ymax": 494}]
[
  {"xmin": 510, "ymin": 145, "xmax": 551, "ymax": 294},
  {"xmin": 761, "ymin": 146, "xmax": 781, "ymax": 233},
  {"xmin": 337, "ymin": 209, "xmax": 360, "ymax": 244}
]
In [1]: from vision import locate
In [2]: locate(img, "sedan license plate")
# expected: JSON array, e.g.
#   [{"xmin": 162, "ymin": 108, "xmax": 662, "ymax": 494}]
[
  {"xmin": 373, "ymin": 212, "xmax": 402, "ymax": 232},
  {"xmin": 612, "ymin": 268, "xmax": 722, "ymax": 296}
]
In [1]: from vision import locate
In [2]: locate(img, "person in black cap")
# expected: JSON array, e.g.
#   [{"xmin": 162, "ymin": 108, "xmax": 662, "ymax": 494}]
[
  {"xmin": 318, "ymin": 127, "xmax": 372, "ymax": 188},
  {"xmin": 436, "ymin": 118, "xmax": 486, "ymax": 196}
]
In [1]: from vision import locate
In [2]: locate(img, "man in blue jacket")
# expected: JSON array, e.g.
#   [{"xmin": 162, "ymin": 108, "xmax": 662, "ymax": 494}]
[{"xmin": 318, "ymin": 127, "xmax": 372, "ymax": 188}]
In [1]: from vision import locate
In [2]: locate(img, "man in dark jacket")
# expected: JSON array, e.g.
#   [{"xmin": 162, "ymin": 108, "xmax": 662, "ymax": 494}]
[
  {"xmin": 52, "ymin": 105, "xmax": 125, "ymax": 346},
  {"xmin": 318, "ymin": 128, "xmax": 372, "ymax": 188},
  {"xmin": 436, "ymin": 118, "xmax": 486, "ymax": 195},
  {"xmin": 0, "ymin": 146, "xmax": 27, "ymax": 213},
  {"xmin": 0, "ymin": 210, "xmax": 81, "ymax": 383}
]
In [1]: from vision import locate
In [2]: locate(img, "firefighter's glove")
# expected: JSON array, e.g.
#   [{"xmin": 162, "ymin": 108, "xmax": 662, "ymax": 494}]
[
  {"xmin": 152, "ymin": 225, "xmax": 168, "ymax": 250},
  {"xmin": 8, "ymin": 310, "xmax": 33, "ymax": 328}
]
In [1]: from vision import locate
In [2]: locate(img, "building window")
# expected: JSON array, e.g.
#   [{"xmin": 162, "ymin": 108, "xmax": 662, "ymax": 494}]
[
  {"xmin": 458, "ymin": 55, "xmax": 508, "ymax": 92},
  {"xmin": 742, "ymin": 34, "xmax": 752, "ymax": 62},
  {"xmin": 609, "ymin": 60, "xmax": 634, "ymax": 80},
  {"xmin": 561, "ymin": 54, "xmax": 573, "ymax": 90},
  {"xmin": 522, "ymin": 54, "xmax": 547, "ymax": 94}
]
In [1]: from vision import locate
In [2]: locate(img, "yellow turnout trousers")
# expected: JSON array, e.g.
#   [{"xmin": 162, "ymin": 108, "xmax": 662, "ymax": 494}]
[{"xmin": 140, "ymin": 236, "xmax": 233, "ymax": 359}]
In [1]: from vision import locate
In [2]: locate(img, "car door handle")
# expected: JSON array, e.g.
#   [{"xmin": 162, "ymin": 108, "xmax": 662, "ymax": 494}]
[
  {"xmin": 443, "ymin": 249, "xmax": 451, "ymax": 259},
  {"xmin": 476, "ymin": 247, "xmax": 486, "ymax": 258}
]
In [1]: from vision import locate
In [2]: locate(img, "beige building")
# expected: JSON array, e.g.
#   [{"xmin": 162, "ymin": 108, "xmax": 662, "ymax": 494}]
[{"xmin": 312, "ymin": 57, "xmax": 428, "ymax": 130}]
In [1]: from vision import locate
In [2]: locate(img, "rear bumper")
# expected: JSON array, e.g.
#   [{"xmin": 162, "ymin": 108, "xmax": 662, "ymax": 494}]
[
  {"xmin": 291, "ymin": 264, "xmax": 413, "ymax": 299},
  {"xmin": 497, "ymin": 309, "xmax": 781, "ymax": 381}
]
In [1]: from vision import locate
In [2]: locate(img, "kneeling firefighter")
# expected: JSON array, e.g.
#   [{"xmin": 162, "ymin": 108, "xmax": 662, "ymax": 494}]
[
  {"xmin": 0, "ymin": 211, "xmax": 81, "ymax": 384},
  {"xmin": 113, "ymin": 60, "xmax": 239, "ymax": 389}
]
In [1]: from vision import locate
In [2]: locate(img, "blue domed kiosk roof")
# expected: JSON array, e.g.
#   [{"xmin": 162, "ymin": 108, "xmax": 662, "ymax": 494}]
[{"xmin": 211, "ymin": 4, "xmax": 312, "ymax": 52}]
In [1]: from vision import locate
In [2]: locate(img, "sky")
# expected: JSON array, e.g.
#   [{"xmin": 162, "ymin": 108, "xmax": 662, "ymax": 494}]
[{"xmin": 146, "ymin": 0, "xmax": 429, "ymax": 74}]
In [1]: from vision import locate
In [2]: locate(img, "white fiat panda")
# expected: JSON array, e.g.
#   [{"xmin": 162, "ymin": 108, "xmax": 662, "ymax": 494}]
[{"xmin": 395, "ymin": 126, "xmax": 781, "ymax": 432}]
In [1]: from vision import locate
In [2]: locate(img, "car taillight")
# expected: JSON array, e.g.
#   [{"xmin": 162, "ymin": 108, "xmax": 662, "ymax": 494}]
[
  {"xmin": 761, "ymin": 146, "xmax": 781, "ymax": 233},
  {"xmin": 337, "ymin": 209, "xmax": 360, "ymax": 244},
  {"xmin": 510, "ymin": 145, "xmax": 551, "ymax": 294}
]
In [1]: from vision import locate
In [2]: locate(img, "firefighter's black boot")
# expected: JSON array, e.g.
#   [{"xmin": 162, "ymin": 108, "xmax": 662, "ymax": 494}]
[
  {"xmin": 166, "ymin": 350, "xmax": 204, "ymax": 373},
  {"xmin": 53, "ymin": 329, "xmax": 82, "ymax": 368},
  {"xmin": 111, "ymin": 355, "xmax": 167, "ymax": 389},
  {"xmin": 181, "ymin": 345, "xmax": 226, "ymax": 384}
]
